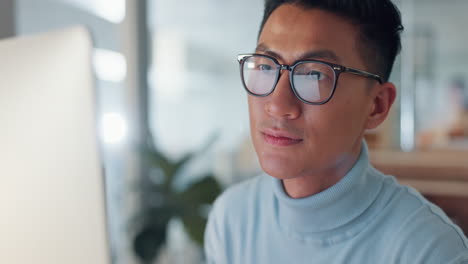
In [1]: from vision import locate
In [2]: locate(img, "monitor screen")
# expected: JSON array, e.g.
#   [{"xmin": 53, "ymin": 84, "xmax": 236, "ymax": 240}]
[{"xmin": 0, "ymin": 26, "xmax": 110, "ymax": 264}]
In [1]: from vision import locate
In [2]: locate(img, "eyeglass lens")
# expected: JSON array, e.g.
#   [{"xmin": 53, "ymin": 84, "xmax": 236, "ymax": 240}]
[{"xmin": 242, "ymin": 55, "xmax": 336, "ymax": 104}]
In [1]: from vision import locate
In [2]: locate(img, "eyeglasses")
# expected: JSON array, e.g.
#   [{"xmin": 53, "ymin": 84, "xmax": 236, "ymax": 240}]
[{"xmin": 237, "ymin": 53, "xmax": 383, "ymax": 105}]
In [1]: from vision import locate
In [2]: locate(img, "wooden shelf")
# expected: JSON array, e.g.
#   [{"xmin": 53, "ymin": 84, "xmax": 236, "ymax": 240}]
[{"xmin": 370, "ymin": 150, "xmax": 468, "ymax": 183}]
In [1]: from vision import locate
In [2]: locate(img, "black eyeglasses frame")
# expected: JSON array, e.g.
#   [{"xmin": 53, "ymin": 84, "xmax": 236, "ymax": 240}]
[{"xmin": 237, "ymin": 53, "xmax": 383, "ymax": 105}]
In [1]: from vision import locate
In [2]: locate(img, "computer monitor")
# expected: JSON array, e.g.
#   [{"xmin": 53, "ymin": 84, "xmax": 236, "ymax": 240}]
[{"xmin": 0, "ymin": 26, "xmax": 110, "ymax": 264}]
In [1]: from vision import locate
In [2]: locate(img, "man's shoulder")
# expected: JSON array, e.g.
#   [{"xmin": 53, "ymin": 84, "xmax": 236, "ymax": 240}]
[
  {"xmin": 375, "ymin": 172, "xmax": 468, "ymax": 262},
  {"xmin": 205, "ymin": 173, "xmax": 271, "ymax": 250},
  {"xmin": 205, "ymin": 175, "xmax": 270, "ymax": 263},
  {"xmin": 399, "ymin": 188, "xmax": 467, "ymax": 241},
  {"xmin": 376, "ymin": 169, "xmax": 466, "ymax": 239}
]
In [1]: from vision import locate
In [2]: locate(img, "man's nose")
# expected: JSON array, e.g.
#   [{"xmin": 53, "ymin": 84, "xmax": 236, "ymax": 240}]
[{"xmin": 265, "ymin": 71, "xmax": 302, "ymax": 120}]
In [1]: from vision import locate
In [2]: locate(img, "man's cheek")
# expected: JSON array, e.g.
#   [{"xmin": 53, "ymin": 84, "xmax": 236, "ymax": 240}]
[{"xmin": 249, "ymin": 101, "xmax": 264, "ymax": 122}]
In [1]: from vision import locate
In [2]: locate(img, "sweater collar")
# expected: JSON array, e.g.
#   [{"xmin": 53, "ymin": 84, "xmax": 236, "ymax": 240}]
[{"xmin": 271, "ymin": 141, "xmax": 383, "ymax": 238}]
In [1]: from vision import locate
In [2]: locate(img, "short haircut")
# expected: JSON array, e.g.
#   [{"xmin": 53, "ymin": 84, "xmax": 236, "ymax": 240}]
[{"xmin": 259, "ymin": 0, "xmax": 404, "ymax": 82}]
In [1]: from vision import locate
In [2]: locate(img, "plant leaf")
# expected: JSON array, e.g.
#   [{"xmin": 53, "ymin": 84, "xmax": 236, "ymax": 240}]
[
  {"xmin": 133, "ymin": 224, "xmax": 167, "ymax": 263},
  {"xmin": 142, "ymin": 148, "xmax": 175, "ymax": 190},
  {"xmin": 177, "ymin": 175, "xmax": 222, "ymax": 205},
  {"xmin": 165, "ymin": 151, "xmax": 194, "ymax": 188},
  {"xmin": 168, "ymin": 132, "xmax": 220, "ymax": 187},
  {"xmin": 180, "ymin": 210, "xmax": 207, "ymax": 246}
]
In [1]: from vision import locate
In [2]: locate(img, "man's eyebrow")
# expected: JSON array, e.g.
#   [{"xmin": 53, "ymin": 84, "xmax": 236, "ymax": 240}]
[
  {"xmin": 255, "ymin": 43, "xmax": 341, "ymax": 63},
  {"xmin": 255, "ymin": 44, "xmax": 284, "ymax": 61},
  {"xmin": 298, "ymin": 50, "xmax": 341, "ymax": 63}
]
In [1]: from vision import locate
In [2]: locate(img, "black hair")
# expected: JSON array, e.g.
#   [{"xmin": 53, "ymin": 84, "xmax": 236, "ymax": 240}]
[{"xmin": 258, "ymin": 0, "xmax": 404, "ymax": 82}]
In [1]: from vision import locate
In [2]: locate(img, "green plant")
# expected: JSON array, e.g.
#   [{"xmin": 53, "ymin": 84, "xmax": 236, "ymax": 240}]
[{"xmin": 132, "ymin": 135, "xmax": 222, "ymax": 263}]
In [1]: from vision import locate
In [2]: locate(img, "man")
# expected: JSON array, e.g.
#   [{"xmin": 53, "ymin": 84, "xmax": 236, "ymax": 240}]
[{"xmin": 204, "ymin": 0, "xmax": 468, "ymax": 263}]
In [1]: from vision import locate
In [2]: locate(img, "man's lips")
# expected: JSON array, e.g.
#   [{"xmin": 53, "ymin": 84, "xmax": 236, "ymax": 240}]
[{"xmin": 261, "ymin": 129, "xmax": 303, "ymax": 146}]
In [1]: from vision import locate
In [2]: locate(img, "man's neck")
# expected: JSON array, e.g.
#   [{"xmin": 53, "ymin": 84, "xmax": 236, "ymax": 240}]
[{"xmin": 281, "ymin": 144, "xmax": 362, "ymax": 199}]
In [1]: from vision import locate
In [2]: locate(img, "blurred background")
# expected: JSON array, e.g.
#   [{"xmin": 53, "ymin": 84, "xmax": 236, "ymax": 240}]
[{"xmin": 1, "ymin": 0, "xmax": 467, "ymax": 263}]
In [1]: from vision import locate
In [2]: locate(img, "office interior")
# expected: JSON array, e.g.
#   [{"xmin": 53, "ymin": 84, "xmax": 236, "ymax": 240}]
[{"xmin": 1, "ymin": 0, "xmax": 467, "ymax": 263}]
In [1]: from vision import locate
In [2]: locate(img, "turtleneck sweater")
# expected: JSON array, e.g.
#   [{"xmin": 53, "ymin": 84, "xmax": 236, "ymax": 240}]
[{"xmin": 204, "ymin": 143, "xmax": 468, "ymax": 264}]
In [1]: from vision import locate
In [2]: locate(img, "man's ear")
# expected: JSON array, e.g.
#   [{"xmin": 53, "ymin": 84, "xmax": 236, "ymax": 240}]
[{"xmin": 366, "ymin": 82, "xmax": 397, "ymax": 130}]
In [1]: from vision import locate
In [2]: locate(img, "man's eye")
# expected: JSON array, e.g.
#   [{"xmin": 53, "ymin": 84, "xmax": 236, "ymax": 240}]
[
  {"xmin": 307, "ymin": 71, "xmax": 326, "ymax": 80},
  {"xmin": 258, "ymin": 64, "xmax": 273, "ymax": 71}
]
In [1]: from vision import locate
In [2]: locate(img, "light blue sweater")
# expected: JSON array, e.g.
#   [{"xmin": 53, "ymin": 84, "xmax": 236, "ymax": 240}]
[{"xmin": 204, "ymin": 144, "xmax": 468, "ymax": 263}]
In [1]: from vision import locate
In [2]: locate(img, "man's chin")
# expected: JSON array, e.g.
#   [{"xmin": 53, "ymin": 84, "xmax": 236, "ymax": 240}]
[{"xmin": 259, "ymin": 158, "xmax": 301, "ymax": 180}]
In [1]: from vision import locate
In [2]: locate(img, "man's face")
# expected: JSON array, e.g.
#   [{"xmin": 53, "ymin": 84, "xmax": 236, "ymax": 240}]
[{"xmin": 249, "ymin": 5, "xmax": 378, "ymax": 181}]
